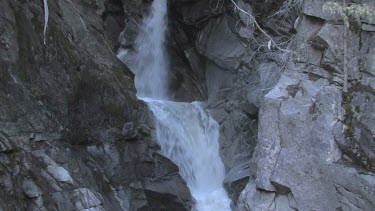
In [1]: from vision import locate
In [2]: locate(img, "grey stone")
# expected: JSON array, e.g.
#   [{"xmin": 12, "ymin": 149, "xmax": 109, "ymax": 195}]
[
  {"xmin": 292, "ymin": 15, "xmax": 325, "ymax": 65},
  {"xmin": 22, "ymin": 180, "xmax": 40, "ymax": 198},
  {"xmin": 51, "ymin": 191, "xmax": 75, "ymax": 211},
  {"xmin": 236, "ymin": 0, "xmax": 254, "ymax": 27},
  {"xmin": 316, "ymin": 23, "xmax": 360, "ymax": 80},
  {"xmin": 34, "ymin": 133, "xmax": 47, "ymax": 142},
  {"xmin": 196, "ymin": 15, "xmax": 252, "ymax": 71},
  {"xmin": 223, "ymin": 160, "xmax": 250, "ymax": 203},
  {"xmin": 143, "ymin": 178, "xmax": 194, "ymax": 211},
  {"xmin": 171, "ymin": 0, "xmax": 226, "ymax": 26},
  {"xmin": 206, "ymin": 60, "xmax": 234, "ymax": 102},
  {"xmin": 365, "ymin": 48, "xmax": 375, "ymax": 76},
  {"xmin": 303, "ymin": 0, "xmax": 340, "ymax": 20},
  {"xmin": 244, "ymin": 72, "xmax": 346, "ymax": 210},
  {"xmin": 47, "ymin": 165, "xmax": 74, "ymax": 184},
  {"xmin": 330, "ymin": 164, "xmax": 375, "ymax": 210},
  {"xmin": 0, "ymin": 133, "xmax": 13, "ymax": 152},
  {"xmin": 122, "ymin": 122, "xmax": 138, "ymax": 140},
  {"xmin": 351, "ymin": 92, "xmax": 375, "ymax": 139},
  {"xmin": 334, "ymin": 89, "xmax": 375, "ymax": 172},
  {"xmin": 73, "ymin": 188, "xmax": 104, "ymax": 210},
  {"xmin": 246, "ymin": 62, "xmax": 282, "ymax": 112},
  {"xmin": 236, "ymin": 181, "xmax": 297, "ymax": 211},
  {"xmin": 251, "ymin": 73, "xmax": 300, "ymax": 191},
  {"xmin": 362, "ymin": 24, "xmax": 375, "ymax": 32}
]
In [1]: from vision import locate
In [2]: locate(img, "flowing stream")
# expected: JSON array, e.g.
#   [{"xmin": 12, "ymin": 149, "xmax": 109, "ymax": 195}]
[{"xmin": 119, "ymin": 0, "xmax": 231, "ymax": 210}]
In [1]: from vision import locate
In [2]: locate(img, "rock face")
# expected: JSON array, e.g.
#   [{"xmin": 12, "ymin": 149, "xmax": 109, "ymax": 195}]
[
  {"xmin": 234, "ymin": 0, "xmax": 375, "ymax": 210},
  {"xmin": 164, "ymin": 0, "xmax": 375, "ymax": 210},
  {"xmin": 0, "ymin": 0, "xmax": 193, "ymax": 210},
  {"xmin": 1, "ymin": 0, "xmax": 375, "ymax": 210}
]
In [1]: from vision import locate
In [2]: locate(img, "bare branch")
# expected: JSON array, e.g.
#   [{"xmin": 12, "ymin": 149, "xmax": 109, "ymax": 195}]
[{"xmin": 230, "ymin": 0, "xmax": 291, "ymax": 53}]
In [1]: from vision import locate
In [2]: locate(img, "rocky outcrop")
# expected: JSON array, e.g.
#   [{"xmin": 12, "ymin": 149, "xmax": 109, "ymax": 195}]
[
  {"xmin": 235, "ymin": 0, "xmax": 375, "ymax": 210},
  {"xmin": 163, "ymin": 0, "xmax": 293, "ymax": 204},
  {"xmin": 164, "ymin": 0, "xmax": 375, "ymax": 209},
  {"xmin": 0, "ymin": 0, "xmax": 193, "ymax": 210}
]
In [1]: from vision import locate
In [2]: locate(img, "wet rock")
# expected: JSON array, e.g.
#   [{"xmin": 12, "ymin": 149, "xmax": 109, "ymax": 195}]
[
  {"xmin": 139, "ymin": 153, "xmax": 193, "ymax": 210},
  {"xmin": 143, "ymin": 179, "xmax": 193, "ymax": 211}
]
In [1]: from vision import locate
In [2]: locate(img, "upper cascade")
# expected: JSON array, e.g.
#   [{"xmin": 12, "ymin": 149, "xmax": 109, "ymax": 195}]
[{"xmin": 133, "ymin": 0, "xmax": 169, "ymax": 99}]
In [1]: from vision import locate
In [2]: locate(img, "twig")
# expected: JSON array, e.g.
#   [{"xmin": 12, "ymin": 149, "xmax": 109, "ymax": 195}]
[{"xmin": 230, "ymin": 0, "xmax": 291, "ymax": 53}]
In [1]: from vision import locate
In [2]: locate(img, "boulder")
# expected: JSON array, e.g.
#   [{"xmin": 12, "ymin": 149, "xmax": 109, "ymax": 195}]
[
  {"xmin": 22, "ymin": 180, "xmax": 40, "ymax": 198},
  {"xmin": 246, "ymin": 62, "xmax": 282, "ymax": 114},
  {"xmin": 73, "ymin": 188, "xmax": 104, "ymax": 210},
  {"xmin": 244, "ymin": 72, "xmax": 345, "ymax": 210},
  {"xmin": 223, "ymin": 161, "xmax": 250, "ymax": 203},
  {"xmin": 196, "ymin": 15, "xmax": 253, "ymax": 71},
  {"xmin": 236, "ymin": 181, "xmax": 297, "ymax": 211}
]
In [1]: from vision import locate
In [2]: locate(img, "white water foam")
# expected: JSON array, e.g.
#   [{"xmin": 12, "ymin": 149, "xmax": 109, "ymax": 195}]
[
  {"xmin": 133, "ymin": 0, "xmax": 169, "ymax": 100},
  {"xmin": 143, "ymin": 98, "xmax": 231, "ymax": 211},
  {"xmin": 121, "ymin": 0, "xmax": 232, "ymax": 210}
]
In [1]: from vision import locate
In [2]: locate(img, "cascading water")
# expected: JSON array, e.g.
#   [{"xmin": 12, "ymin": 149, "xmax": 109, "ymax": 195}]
[
  {"xmin": 144, "ymin": 99, "xmax": 232, "ymax": 211},
  {"xmin": 120, "ymin": 0, "xmax": 231, "ymax": 210},
  {"xmin": 133, "ymin": 0, "xmax": 169, "ymax": 100}
]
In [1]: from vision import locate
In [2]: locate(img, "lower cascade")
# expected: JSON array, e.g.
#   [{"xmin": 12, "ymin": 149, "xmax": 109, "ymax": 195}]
[
  {"xmin": 143, "ymin": 98, "xmax": 232, "ymax": 211},
  {"xmin": 119, "ymin": 0, "xmax": 232, "ymax": 210}
]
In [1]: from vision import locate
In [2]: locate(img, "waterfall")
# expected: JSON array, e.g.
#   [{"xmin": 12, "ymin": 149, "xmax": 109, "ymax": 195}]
[
  {"xmin": 143, "ymin": 98, "xmax": 232, "ymax": 211},
  {"xmin": 121, "ymin": 0, "xmax": 232, "ymax": 210},
  {"xmin": 133, "ymin": 0, "xmax": 169, "ymax": 100}
]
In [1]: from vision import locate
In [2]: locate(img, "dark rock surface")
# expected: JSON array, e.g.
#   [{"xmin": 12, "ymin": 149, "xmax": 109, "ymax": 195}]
[{"xmin": 0, "ymin": 0, "xmax": 193, "ymax": 210}]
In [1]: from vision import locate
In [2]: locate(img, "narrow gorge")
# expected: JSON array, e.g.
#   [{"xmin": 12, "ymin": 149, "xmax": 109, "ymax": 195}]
[
  {"xmin": 0, "ymin": 0, "xmax": 374, "ymax": 210},
  {"xmin": 122, "ymin": 0, "xmax": 231, "ymax": 210}
]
